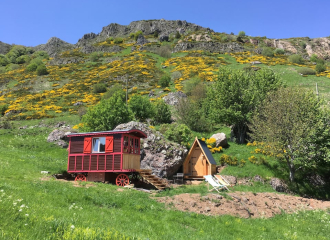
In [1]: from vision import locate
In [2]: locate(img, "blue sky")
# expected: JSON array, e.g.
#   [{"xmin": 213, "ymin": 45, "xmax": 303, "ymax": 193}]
[{"xmin": 1, "ymin": 0, "xmax": 329, "ymax": 47}]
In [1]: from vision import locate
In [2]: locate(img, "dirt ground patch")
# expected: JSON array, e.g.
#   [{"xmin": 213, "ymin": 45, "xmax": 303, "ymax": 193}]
[{"xmin": 154, "ymin": 192, "xmax": 330, "ymax": 218}]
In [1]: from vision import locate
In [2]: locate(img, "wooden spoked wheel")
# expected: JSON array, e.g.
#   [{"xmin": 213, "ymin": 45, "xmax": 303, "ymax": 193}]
[
  {"xmin": 116, "ymin": 174, "xmax": 130, "ymax": 186},
  {"xmin": 75, "ymin": 174, "xmax": 87, "ymax": 181}
]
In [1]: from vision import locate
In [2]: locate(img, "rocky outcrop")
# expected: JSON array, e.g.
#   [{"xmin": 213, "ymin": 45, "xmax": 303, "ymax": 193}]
[
  {"xmin": 136, "ymin": 34, "xmax": 149, "ymax": 45},
  {"xmin": 210, "ymin": 133, "xmax": 228, "ymax": 147},
  {"xmin": 34, "ymin": 37, "xmax": 74, "ymax": 57},
  {"xmin": 114, "ymin": 121, "xmax": 188, "ymax": 178},
  {"xmin": 173, "ymin": 41, "xmax": 245, "ymax": 53},
  {"xmin": 79, "ymin": 44, "xmax": 122, "ymax": 54},
  {"xmin": 0, "ymin": 41, "xmax": 11, "ymax": 55},
  {"xmin": 47, "ymin": 122, "xmax": 73, "ymax": 148},
  {"xmin": 76, "ymin": 19, "xmax": 211, "ymax": 48},
  {"xmin": 162, "ymin": 91, "xmax": 187, "ymax": 106},
  {"xmin": 48, "ymin": 57, "xmax": 83, "ymax": 65},
  {"xmin": 270, "ymin": 178, "xmax": 288, "ymax": 192}
]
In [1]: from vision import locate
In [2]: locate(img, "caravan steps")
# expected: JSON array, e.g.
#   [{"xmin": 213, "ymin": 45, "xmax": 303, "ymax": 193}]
[{"xmin": 136, "ymin": 169, "xmax": 170, "ymax": 190}]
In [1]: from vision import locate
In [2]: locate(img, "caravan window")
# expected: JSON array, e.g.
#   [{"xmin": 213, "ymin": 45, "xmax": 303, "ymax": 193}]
[{"xmin": 92, "ymin": 137, "xmax": 105, "ymax": 153}]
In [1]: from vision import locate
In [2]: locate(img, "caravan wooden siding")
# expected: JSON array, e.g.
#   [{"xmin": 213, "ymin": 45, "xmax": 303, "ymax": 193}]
[{"xmin": 67, "ymin": 129, "xmax": 147, "ymax": 174}]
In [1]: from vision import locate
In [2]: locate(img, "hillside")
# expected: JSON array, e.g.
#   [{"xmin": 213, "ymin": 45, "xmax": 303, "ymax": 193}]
[
  {"xmin": 0, "ymin": 19, "xmax": 329, "ymax": 121},
  {"xmin": 1, "ymin": 19, "xmax": 330, "ymax": 239}
]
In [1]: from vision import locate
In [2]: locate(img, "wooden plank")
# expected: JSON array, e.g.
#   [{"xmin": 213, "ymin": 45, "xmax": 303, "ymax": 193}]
[
  {"xmin": 123, "ymin": 154, "xmax": 140, "ymax": 169},
  {"xmin": 114, "ymin": 154, "xmax": 121, "ymax": 170},
  {"xmin": 70, "ymin": 137, "xmax": 84, "ymax": 153}
]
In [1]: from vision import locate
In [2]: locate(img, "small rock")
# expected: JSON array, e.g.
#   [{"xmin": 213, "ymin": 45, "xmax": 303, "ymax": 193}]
[
  {"xmin": 201, "ymin": 196, "xmax": 209, "ymax": 201},
  {"xmin": 56, "ymin": 140, "xmax": 68, "ymax": 148},
  {"xmin": 270, "ymin": 178, "xmax": 288, "ymax": 192},
  {"xmin": 41, "ymin": 171, "xmax": 50, "ymax": 174},
  {"xmin": 210, "ymin": 133, "xmax": 228, "ymax": 147},
  {"xmin": 205, "ymin": 207, "xmax": 211, "ymax": 212},
  {"xmin": 73, "ymin": 102, "xmax": 83, "ymax": 106},
  {"xmin": 254, "ymin": 175, "xmax": 263, "ymax": 182}
]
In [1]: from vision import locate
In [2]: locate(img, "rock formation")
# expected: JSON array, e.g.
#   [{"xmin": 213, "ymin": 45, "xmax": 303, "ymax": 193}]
[{"xmin": 114, "ymin": 121, "xmax": 188, "ymax": 178}]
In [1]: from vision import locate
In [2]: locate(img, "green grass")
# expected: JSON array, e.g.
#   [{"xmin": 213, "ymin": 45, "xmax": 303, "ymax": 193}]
[{"xmin": 0, "ymin": 121, "xmax": 330, "ymax": 239}]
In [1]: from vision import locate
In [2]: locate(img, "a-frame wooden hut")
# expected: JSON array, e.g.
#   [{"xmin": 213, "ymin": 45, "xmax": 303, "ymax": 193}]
[{"xmin": 183, "ymin": 137, "xmax": 217, "ymax": 179}]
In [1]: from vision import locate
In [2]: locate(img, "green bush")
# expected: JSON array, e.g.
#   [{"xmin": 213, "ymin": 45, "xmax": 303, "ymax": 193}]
[
  {"xmin": 153, "ymin": 100, "xmax": 171, "ymax": 124},
  {"xmin": 32, "ymin": 51, "xmax": 49, "ymax": 59},
  {"xmin": 128, "ymin": 95, "xmax": 154, "ymax": 122},
  {"xmin": 89, "ymin": 52, "xmax": 103, "ymax": 62},
  {"xmin": 160, "ymin": 123, "xmax": 192, "ymax": 145},
  {"xmin": 297, "ymin": 67, "xmax": 316, "ymax": 75},
  {"xmin": 288, "ymin": 54, "xmax": 304, "ymax": 64},
  {"xmin": 153, "ymin": 31, "xmax": 159, "ymax": 38},
  {"xmin": 93, "ymin": 83, "xmax": 107, "ymax": 93},
  {"xmin": 153, "ymin": 45, "xmax": 172, "ymax": 58},
  {"xmin": 26, "ymin": 58, "xmax": 44, "ymax": 72},
  {"xmin": 106, "ymin": 37, "xmax": 114, "ymax": 44},
  {"xmin": 262, "ymin": 47, "xmax": 274, "ymax": 57},
  {"xmin": 175, "ymin": 31, "xmax": 181, "ymax": 39},
  {"xmin": 114, "ymin": 37, "xmax": 124, "ymax": 44},
  {"xmin": 315, "ymin": 63, "xmax": 326, "ymax": 73},
  {"xmin": 183, "ymin": 77, "xmax": 201, "ymax": 96},
  {"xmin": 16, "ymin": 55, "xmax": 30, "ymax": 64},
  {"xmin": 6, "ymin": 45, "xmax": 27, "ymax": 63},
  {"xmin": 26, "ymin": 62, "xmax": 38, "ymax": 72},
  {"xmin": 6, "ymin": 63, "xmax": 19, "ymax": 71},
  {"xmin": 102, "ymin": 84, "xmax": 123, "ymax": 100},
  {"xmin": 221, "ymin": 36, "xmax": 229, "ymax": 42},
  {"xmin": 0, "ymin": 104, "xmax": 8, "ymax": 116},
  {"xmin": 299, "ymin": 41, "xmax": 307, "ymax": 49},
  {"xmin": 129, "ymin": 31, "xmax": 143, "ymax": 41},
  {"xmin": 274, "ymin": 48, "xmax": 285, "ymax": 55},
  {"xmin": 158, "ymin": 75, "xmax": 171, "ymax": 87},
  {"xmin": 36, "ymin": 64, "xmax": 48, "ymax": 76},
  {"xmin": 310, "ymin": 54, "xmax": 318, "ymax": 62},
  {"xmin": 0, "ymin": 119, "xmax": 12, "ymax": 129},
  {"xmin": 238, "ymin": 31, "xmax": 246, "ymax": 37},
  {"xmin": 0, "ymin": 54, "xmax": 9, "ymax": 66}
]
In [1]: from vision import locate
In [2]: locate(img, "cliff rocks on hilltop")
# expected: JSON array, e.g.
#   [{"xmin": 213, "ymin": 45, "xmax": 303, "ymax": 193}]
[{"xmin": 34, "ymin": 37, "xmax": 74, "ymax": 57}]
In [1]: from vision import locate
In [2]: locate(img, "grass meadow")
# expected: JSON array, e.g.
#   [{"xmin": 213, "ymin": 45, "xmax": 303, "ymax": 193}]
[{"xmin": 1, "ymin": 118, "xmax": 330, "ymax": 239}]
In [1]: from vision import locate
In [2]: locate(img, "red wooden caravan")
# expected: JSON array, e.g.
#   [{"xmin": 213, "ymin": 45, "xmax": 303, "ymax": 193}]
[{"xmin": 67, "ymin": 128, "xmax": 169, "ymax": 189}]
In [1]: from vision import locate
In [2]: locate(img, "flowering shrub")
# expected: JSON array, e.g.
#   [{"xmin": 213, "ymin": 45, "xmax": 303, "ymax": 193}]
[{"xmin": 220, "ymin": 154, "xmax": 238, "ymax": 166}]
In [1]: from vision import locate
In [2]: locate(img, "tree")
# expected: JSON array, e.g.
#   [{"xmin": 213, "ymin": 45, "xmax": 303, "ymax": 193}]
[
  {"xmin": 128, "ymin": 95, "xmax": 154, "ymax": 122},
  {"xmin": 81, "ymin": 91, "xmax": 133, "ymax": 132},
  {"xmin": 177, "ymin": 81, "xmax": 210, "ymax": 132},
  {"xmin": 249, "ymin": 87, "xmax": 330, "ymax": 182},
  {"xmin": 238, "ymin": 31, "xmax": 246, "ymax": 37},
  {"xmin": 205, "ymin": 67, "xmax": 281, "ymax": 143}
]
